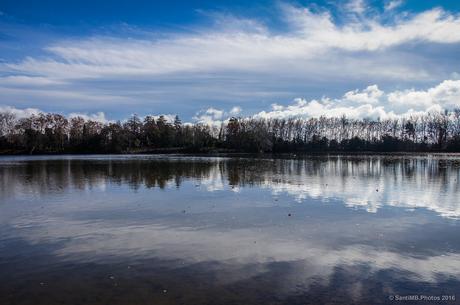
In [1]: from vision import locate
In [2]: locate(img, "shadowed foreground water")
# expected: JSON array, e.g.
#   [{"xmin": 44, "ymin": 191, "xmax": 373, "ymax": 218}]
[{"xmin": 0, "ymin": 155, "xmax": 459, "ymax": 305}]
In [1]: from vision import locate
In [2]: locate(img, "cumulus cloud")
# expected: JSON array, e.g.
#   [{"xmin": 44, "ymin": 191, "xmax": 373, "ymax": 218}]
[
  {"xmin": 229, "ymin": 106, "xmax": 242, "ymax": 115},
  {"xmin": 194, "ymin": 106, "xmax": 244, "ymax": 125},
  {"xmin": 0, "ymin": 105, "xmax": 112, "ymax": 124},
  {"xmin": 255, "ymin": 98, "xmax": 392, "ymax": 120},
  {"xmin": 68, "ymin": 112, "xmax": 110, "ymax": 123},
  {"xmin": 343, "ymin": 85, "xmax": 383, "ymax": 104},
  {"xmin": 388, "ymin": 80, "xmax": 460, "ymax": 111},
  {"xmin": 193, "ymin": 108, "xmax": 225, "ymax": 126},
  {"xmin": 0, "ymin": 105, "xmax": 42, "ymax": 118},
  {"xmin": 255, "ymin": 80, "xmax": 460, "ymax": 120},
  {"xmin": 205, "ymin": 108, "xmax": 224, "ymax": 120}
]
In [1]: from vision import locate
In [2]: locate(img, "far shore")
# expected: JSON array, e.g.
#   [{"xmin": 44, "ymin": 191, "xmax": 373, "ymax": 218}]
[{"xmin": 2, "ymin": 149, "xmax": 460, "ymax": 158}]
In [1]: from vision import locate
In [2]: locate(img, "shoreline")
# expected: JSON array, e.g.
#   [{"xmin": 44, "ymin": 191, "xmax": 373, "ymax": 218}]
[{"xmin": 2, "ymin": 151, "xmax": 460, "ymax": 158}]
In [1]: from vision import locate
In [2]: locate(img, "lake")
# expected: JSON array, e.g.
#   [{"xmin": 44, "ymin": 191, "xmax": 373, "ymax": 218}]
[{"xmin": 0, "ymin": 155, "xmax": 459, "ymax": 305}]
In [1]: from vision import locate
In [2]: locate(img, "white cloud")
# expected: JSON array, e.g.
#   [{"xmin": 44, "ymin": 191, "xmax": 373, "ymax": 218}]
[
  {"xmin": 0, "ymin": 76, "xmax": 65, "ymax": 86},
  {"xmin": 345, "ymin": 0, "xmax": 367, "ymax": 14},
  {"xmin": 255, "ymin": 80, "xmax": 460, "ymax": 120},
  {"xmin": 68, "ymin": 112, "xmax": 110, "ymax": 123},
  {"xmin": 388, "ymin": 79, "xmax": 460, "ymax": 111},
  {"xmin": 385, "ymin": 0, "xmax": 404, "ymax": 11},
  {"xmin": 0, "ymin": 106, "xmax": 111, "ymax": 124},
  {"xmin": 0, "ymin": 105, "xmax": 42, "ymax": 118},
  {"xmin": 343, "ymin": 85, "xmax": 383, "ymax": 104},
  {"xmin": 193, "ymin": 108, "xmax": 225, "ymax": 126},
  {"xmin": 255, "ymin": 99, "xmax": 392, "ymax": 120},
  {"xmin": 205, "ymin": 108, "xmax": 224, "ymax": 119},
  {"xmin": 229, "ymin": 106, "xmax": 242, "ymax": 115},
  {"xmin": 3, "ymin": 6, "xmax": 460, "ymax": 81},
  {"xmin": 193, "ymin": 107, "xmax": 244, "ymax": 125},
  {"xmin": 284, "ymin": 6, "xmax": 460, "ymax": 51}
]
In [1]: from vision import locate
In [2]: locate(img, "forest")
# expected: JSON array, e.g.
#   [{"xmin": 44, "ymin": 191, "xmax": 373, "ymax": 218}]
[{"xmin": 1, "ymin": 109, "xmax": 460, "ymax": 154}]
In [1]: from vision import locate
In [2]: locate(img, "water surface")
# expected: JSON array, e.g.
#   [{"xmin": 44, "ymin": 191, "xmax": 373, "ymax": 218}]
[{"xmin": 1, "ymin": 155, "xmax": 459, "ymax": 304}]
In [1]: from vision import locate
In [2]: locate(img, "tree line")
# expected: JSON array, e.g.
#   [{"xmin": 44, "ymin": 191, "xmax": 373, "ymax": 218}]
[{"xmin": 1, "ymin": 109, "xmax": 460, "ymax": 154}]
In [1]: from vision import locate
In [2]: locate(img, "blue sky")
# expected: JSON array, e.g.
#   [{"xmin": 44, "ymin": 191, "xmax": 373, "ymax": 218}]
[{"xmin": 1, "ymin": 0, "xmax": 460, "ymax": 123}]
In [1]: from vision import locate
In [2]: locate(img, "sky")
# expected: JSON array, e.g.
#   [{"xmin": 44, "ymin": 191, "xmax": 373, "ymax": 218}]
[{"xmin": 1, "ymin": 0, "xmax": 460, "ymax": 123}]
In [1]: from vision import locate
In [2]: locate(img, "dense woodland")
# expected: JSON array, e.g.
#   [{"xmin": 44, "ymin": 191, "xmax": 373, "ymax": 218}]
[{"xmin": 1, "ymin": 109, "xmax": 460, "ymax": 154}]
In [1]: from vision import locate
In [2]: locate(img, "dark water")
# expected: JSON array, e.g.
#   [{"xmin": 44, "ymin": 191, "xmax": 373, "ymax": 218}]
[{"xmin": 1, "ymin": 155, "xmax": 459, "ymax": 305}]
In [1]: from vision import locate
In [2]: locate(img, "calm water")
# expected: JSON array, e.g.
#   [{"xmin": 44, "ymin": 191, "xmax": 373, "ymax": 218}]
[{"xmin": 1, "ymin": 155, "xmax": 460, "ymax": 305}]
